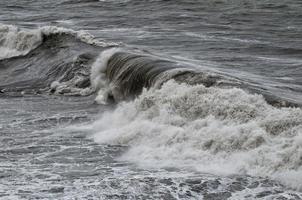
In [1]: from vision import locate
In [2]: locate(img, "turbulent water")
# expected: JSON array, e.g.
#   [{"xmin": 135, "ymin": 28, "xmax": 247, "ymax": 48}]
[{"xmin": 1, "ymin": 0, "xmax": 302, "ymax": 199}]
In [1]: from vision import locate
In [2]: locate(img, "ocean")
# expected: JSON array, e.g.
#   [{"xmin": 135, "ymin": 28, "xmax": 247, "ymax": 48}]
[{"xmin": 0, "ymin": 0, "xmax": 302, "ymax": 199}]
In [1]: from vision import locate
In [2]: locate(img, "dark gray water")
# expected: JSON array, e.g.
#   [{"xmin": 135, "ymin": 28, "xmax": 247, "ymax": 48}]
[{"xmin": 0, "ymin": 0, "xmax": 302, "ymax": 199}]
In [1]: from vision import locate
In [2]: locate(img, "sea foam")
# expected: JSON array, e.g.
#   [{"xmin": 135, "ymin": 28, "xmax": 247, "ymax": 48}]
[
  {"xmin": 0, "ymin": 24, "xmax": 42, "ymax": 60},
  {"xmin": 90, "ymin": 80, "xmax": 302, "ymax": 191}
]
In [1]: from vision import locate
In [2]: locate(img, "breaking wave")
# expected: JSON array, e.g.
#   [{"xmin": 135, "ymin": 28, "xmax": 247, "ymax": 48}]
[
  {"xmin": 86, "ymin": 48, "xmax": 302, "ymax": 191},
  {"xmin": 90, "ymin": 80, "xmax": 302, "ymax": 191}
]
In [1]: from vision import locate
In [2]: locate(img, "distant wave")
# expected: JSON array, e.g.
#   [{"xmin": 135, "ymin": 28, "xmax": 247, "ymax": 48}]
[{"xmin": 0, "ymin": 25, "xmax": 118, "ymax": 96}]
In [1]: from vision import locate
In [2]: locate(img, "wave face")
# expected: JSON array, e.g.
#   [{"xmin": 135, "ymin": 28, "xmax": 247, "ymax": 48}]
[{"xmin": 105, "ymin": 51, "xmax": 195, "ymax": 101}]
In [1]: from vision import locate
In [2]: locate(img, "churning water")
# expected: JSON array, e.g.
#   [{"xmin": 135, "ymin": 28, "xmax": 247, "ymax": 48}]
[{"xmin": 0, "ymin": 0, "xmax": 302, "ymax": 199}]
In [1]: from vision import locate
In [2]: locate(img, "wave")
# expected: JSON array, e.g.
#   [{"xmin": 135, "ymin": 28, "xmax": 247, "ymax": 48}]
[
  {"xmin": 0, "ymin": 25, "xmax": 118, "ymax": 96},
  {"xmin": 84, "ymin": 48, "xmax": 302, "ymax": 191},
  {"xmin": 0, "ymin": 25, "xmax": 300, "ymax": 107}
]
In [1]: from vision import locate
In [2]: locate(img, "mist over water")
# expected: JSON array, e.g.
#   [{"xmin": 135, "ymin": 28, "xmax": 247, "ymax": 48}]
[{"xmin": 0, "ymin": 0, "xmax": 302, "ymax": 199}]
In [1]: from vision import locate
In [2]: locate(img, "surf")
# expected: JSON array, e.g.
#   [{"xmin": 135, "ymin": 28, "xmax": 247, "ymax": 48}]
[{"xmin": 1, "ymin": 25, "xmax": 301, "ymax": 192}]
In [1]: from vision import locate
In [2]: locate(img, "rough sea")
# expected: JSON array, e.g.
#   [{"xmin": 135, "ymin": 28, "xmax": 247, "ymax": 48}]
[{"xmin": 0, "ymin": 0, "xmax": 302, "ymax": 199}]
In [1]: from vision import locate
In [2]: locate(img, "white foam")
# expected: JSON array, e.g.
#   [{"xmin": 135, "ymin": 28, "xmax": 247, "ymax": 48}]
[
  {"xmin": 0, "ymin": 24, "xmax": 42, "ymax": 60},
  {"xmin": 50, "ymin": 73, "xmax": 94, "ymax": 96},
  {"xmin": 89, "ymin": 80, "xmax": 302, "ymax": 191},
  {"xmin": 50, "ymin": 80, "xmax": 93, "ymax": 96}
]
